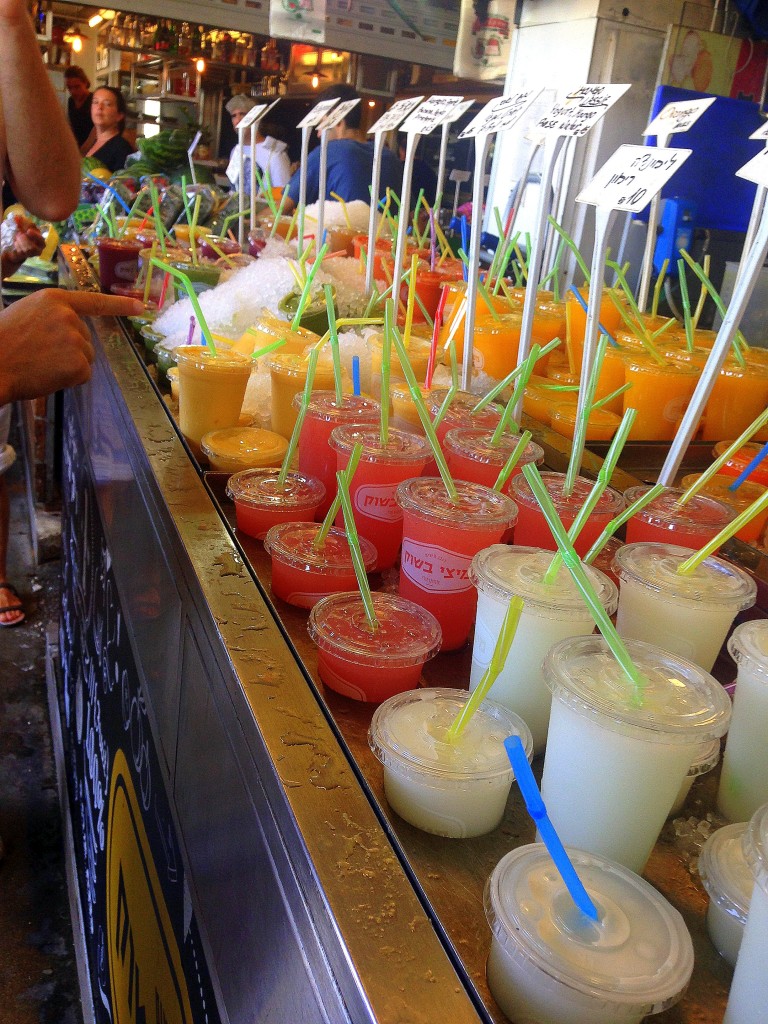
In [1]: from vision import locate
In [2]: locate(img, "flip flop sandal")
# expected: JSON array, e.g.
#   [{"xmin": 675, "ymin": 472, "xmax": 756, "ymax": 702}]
[{"xmin": 0, "ymin": 582, "xmax": 26, "ymax": 627}]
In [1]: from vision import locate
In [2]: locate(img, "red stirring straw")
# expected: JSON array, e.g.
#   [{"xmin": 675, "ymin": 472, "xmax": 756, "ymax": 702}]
[{"xmin": 426, "ymin": 285, "xmax": 450, "ymax": 390}]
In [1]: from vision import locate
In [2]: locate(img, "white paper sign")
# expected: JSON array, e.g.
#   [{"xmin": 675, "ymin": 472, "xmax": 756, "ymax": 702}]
[
  {"xmin": 237, "ymin": 103, "xmax": 269, "ymax": 132},
  {"xmin": 444, "ymin": 98, "xmax": 475, "ymax": 125},
  {"xmin": 297, "ymin": 98, "xmax": 339, "ymax": 129},
  {"xmin": 458, "ymin": 91, "xmax": 539, "ymax": 139},
  {"xmin": 535, "ymin": 84, "xmax": 631, "ymax": 138},
  {"xmin": 318, "ymin": 98, "xmax": 360, "ymax": 133},
  {"xmin": 643, "ymin": 96, "xmax": 716, "ymax": 137},
  {"xmin": 750, "ymin": 120, "xmax": 768, "ymax": 141},
  {"xmin": 368, "ymin": 96, "xmax": 425, "ymax": 135},
  {"xmin": 736, "ymin": 147, "xmax": 768, "ymax": 188},
  {"xmin": 400, "ymin": 95, "xmax": 467, "ymax": 136},
  {"xmin": 576, "ymin": 144, "xmax": 692, "ymax": 212}
]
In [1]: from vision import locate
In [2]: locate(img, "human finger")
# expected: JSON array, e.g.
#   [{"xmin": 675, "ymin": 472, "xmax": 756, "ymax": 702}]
[{"xmin": 58, "ymin": 290, "xmax": 147, "ymax": 318}]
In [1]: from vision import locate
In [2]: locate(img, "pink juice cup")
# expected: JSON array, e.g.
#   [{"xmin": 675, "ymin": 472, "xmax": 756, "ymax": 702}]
[
  {"xmin": 623, "ymin": 485, "xmax": 735, "ymax": 550},
  {"xmin": 510, "ymin": 472, "xmax": 625, "ymax": 557},
  {"xmin": 329, "ymin": 426, "xmax": 430, "ymax": 571},
  {"xmin": 264, "ymin": 522, "xmax": 377, "ymax": 609},
  {"xmin": 96, "ymin": 236, "xmax": 143, "ymax": 293},
  {"xmin": 396, "ymin": 477, "xmax": 517, "ymax": 651},
  {"xmin": 424, "ymin": 389, "xmax": 503, "ymax": 476},
  {"xmin": 308, "ymin": 592, "xmax": 442, "ymax": 703},
  {"xmin": 444, "ymin": 427, "xmax": 545, "ymax": 496},
  {"xmin": 293, "ymin": 392, "xmax": 381, "ymax": 518},
  {"xmin": 226, "ymin": 468, "xmax": 325, "ymax": 541}
]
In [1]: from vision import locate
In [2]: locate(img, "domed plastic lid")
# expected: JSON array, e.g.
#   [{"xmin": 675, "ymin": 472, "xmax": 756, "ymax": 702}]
[
  {"xmin": 308, "ymin": 592, "xmax": 441, "ymax": 668},
  {"xmin": 624, "ymin": 486, "xmax": 734, "ymax": 531},
  {"xmin": 175, "ymin": 345, "xmax": 252, "ymax": 371},
  {"xmin": 542, "ymin": 635, "xmax": 732, "ymax": 744},
  {"xmin": 680, "ymin": 473, "xmax": 766, "ymax": 515},
  {"xmin": 293, "ymin": 391, "xmax": 381, "ymax": 422},
  {"xmin": 201, "ymin": 427, "xmax": 288, "ymax": 465},
  {"xmin": 264, "ymin": 522, "xmax": 376, "ymax": 574},
  {"xmin": 329, "ymin": 425, "xmax": 430, "ymax": 464},
  {"xmin": 443, "ymin": 427, "xmax": 545, "ymax": 468},
  {"xmin": 226, "ymin": 468, "xmax": 325, "ymax": 510},
  {"xmin": 614, "ymin": 543, "xmax": 756, "ymax": 611},
  {"xmin": 512, "ymin": 471, "xmax": 625, "ymax": 516},
  {"xmin": 396, "ymin": 477, "xmax": 517, "ymax": 529},
  {"xmin": 369, "ymin": 687, "xmax": 532, "ymax": 783},
  {"xmin": 427, "ymin": 389, "xmax": 502, "ymax": 428},
  {"xmin": 485, "ymin": 845, "xmax": 694, "ymax": 1010},
  {"xmin": 470, "ymin": 545, "xmax": 618, "ymax": 617},
  {"xmin": 698, "ymin": 823, "xmax": 753, "ymax": 922},
  {"xmin": 743, "ymin": 801, "xmax": 768, "ymax": 897},
  {"xmin": 686, "ymin": 736, "xmax": 721, "ymax": 778},
  {"xmin": 728, "ymin": 620, "xmax": 768, "ymax": 681}
]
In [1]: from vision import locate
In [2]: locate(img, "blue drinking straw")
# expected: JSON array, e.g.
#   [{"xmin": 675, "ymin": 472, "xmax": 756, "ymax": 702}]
[
  {"xmin": 504, "ymin": 735, "xmax": 600, "ymax": 922},
  {"xmin": 567, "ymin": 286, "xmax": 617, "ymax": 347},
  {"xmin": 352, "ymin": 355, "xmax": 361, "ymax": 396},
  {"xmin": 728, "ymin": 440, "xmax": 768, "ymax": 491},
  {"xmin": 86, "ymin": 173, "xmax": 131, "ymax": 214}
]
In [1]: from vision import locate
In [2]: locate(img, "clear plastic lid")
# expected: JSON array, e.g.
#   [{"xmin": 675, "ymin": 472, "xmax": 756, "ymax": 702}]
[
  {"xmin": 396, "ymin": 477, "xmax": 517, "ymax": 529},
  {"xmin": 329, "ymin": 425, "xmax": 430, "ymax": 464},
  {"xmin": 485, "ymin": 844, "xmax": 694, "ymax": 1010},
  {"xmin": 686, "ymin": 736, "xmax": 721, "ymax": 778},
  {"xmin": 174, "ymin": 345, "xmax": 252, "ymax": 371},
  {"xmin": 470, "ymin": 545, "xmax": 618, "ymax": 618},
  {"xmin": 266, "ymin": 351, "xmax": 338, "ymax": 379},
  {"xmin": 624, "ymin": 486, "xmax": 735, "ymax": 531},
  {"xmin": 512, "ymin": 471, "xmax": 625, "ymax": 516},
  {"xmin": 698, "ymin": 822, "xmax": 753, "ymax": 923},
  {"xmin": 308, "ymin": 592, "xmax": 441, "ymax": 668},
  {"xmin": 201, "ymin": 427, "xmax": 288, "ymax": 466},
  {"xmin": 226, "ymin": 468, "xmax": 325, "ymax": 510},
  {"xmin": 426, "ymin": 389, "xmax": 503, "ymax": 429},
  {"xmin": 743, "ymin": 801, "xmax": 768, "ymax": 897},
  {"xmin": 263, "ymin": 522, "xmax": 377, "ymax": 574},
  {"xmin": 728, "ymin": 619, "xmax": 768, "ymax": 681},
  {"xmin": 614, "ymin": 542, "xmax": 757, "ymax": 612},
  {"xmin": 443, "ymin": 427, "xmax": 545, "ymax": 469},
  {"xmin": 542, "ymin": 635, "xmax": 732, "ymax": 744},
  {"xmin": 292, "ymin": 391, "xmax": 381, "ymax": 423},
  {"xmin": 680, "ymin": 473, "xmax": 767, "ymax": 516},
  {"xmin": 369, "ymin": 687, "xmax": 532, "ymax": 784}
]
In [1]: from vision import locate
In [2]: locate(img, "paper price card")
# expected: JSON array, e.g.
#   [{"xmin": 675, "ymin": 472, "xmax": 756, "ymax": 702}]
[
  {"xmin": 400, "ymin": 95, "xmax": 468, "ymax": 136},
  {"xmin": 297, "ymin": 98, "xmax": 340, "ymax": 129},
  {"xmin": 318, "ymin": 98, "xmax": 361, "ymax": 133},
  {"xmin": 749, "ymin": 120, "xmax": 768, "ymax": 141},
  {"xmin": 737, "ymin": 147, "xmax": 768, "ymax": 188},
  {"xmin": 576, "ymin": 144, "xmax": 692, "ymax": 213},
  {"xmin": 237, "ymin": 104, "xmax": 269, "ymax": 132},
  {"xmin": 643, "ymin": 96, "xmax": 716, "ymax": 136},
  {"xmin": 458, "ymin": 91, "xmax": 539, "ymax": 139},
  {"xmin": 368, "ymin": 96, "xmax": 425, "ymax": 135},
  {"xmin": 535, "ymin": 84, "xmax": 630, "ymax": 138}
]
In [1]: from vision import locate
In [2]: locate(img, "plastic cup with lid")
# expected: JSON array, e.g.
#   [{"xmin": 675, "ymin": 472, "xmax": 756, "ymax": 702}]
[
  {"xmin": 723, "ymin": 802, "xmax": 768, "ymax": 1023},
  {"xmin": 718, "ymin": 620, "xmax": 768, "ymax": 823},
  {"xmin": 623, "ymin": 485, "xmax": 735, "ymax": 550},
  {"xmin": 307, "ymin": 592, "xmax": 441, "ymax": 703},
  {"xmin": 443, "ymin": 427, "xmax": 545, "ymax": 497},
  {"xmin": 368, "ymin": 687, "xmax": 532, "ymax": 838},
  {"xmin": 201, "ymin": 426, "xmax": 288, "ymax": 473},
  {"xmin": 264, "ymin": 522, "xmax": 377, "ymax": 609},
  {"xmin": 484, "ymin": 844, "xmax": 694, "ymax": 1024},
  {"xmin": 698, "ymin": 821, "xmax": 753, "ymax": 967},
  {"xmin": 668, "ymin": 736, "xmax": 721, "ymax": 817},
  {"xmin": 469, "ymin": 545, "xmax": 618, "ymax": 753},
  {"xmin": 613, "ymin": 542, "xmax": 757, "ymax": 672},
  {"xmin": 175, "ymin": 346, "xmax": 252, "ymax": 460},
  {"xmin": 226, "ymin": 468, "xmax": 325, "ymax": 541},
  {"xmin": 540, "ymin": 635, "xmax": 732, "ymax": 873}
]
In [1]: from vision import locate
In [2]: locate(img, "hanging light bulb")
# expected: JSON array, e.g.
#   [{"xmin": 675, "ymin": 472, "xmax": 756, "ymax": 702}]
[
  {"xmin": 311, "ymin": 74, "xmax": 319, "ymax": 89},
  {"xmin": 195, "ymin": 58, "xmax": 205, "ymax": 73},
  {"xmin": 71, "ymin": 34, "xmax": 83, "ymax": 51},
  {"xmin": 88, "ymin": 13, "xmax": 103, "ymax": 27}
]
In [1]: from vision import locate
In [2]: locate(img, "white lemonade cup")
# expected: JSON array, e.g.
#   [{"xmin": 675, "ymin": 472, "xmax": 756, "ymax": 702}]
[{"xmin": 698, "ymin": 822, "xmax": 753, "ymax": 967}]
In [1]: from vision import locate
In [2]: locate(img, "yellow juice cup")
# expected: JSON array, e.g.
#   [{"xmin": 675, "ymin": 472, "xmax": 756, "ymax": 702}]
[
  {"xmin": 368, "ymin": 331, "xmax": 433, "ymax": 393},
  {"xmin": 680, "ymin": 473, "xmax": 768, "ymax": 544},
  {"xmin": 268, "ymin": 352, "xmax": 351, "ymax": 439},
  {"xmin": 390, "ymin": 381, "xmax": 431, "ymax": 434},
  {"xmin": 702, "ymin": 362, "xmax": 768, "ymax": 442},
  {"xmin": 173, "ymin": 223, "xmax": 212, "ymax": 247},
  {"xmin": 175, "ymin": 346, "xmax": 253, "ymax": 459},
  {"xmin": 245, "ymin": 310, "xmax": 319, "ymax": 357},
  {"xmin": 551, "ymin": 405, "xmax": 622, "ymax": 442},
  {"xmin": 200, "ymin": 426, "xmax": 288, "ymax": 472},
  {"xmin": 623, "ymin": 356, "xmax": 699, "ymax": 441}
]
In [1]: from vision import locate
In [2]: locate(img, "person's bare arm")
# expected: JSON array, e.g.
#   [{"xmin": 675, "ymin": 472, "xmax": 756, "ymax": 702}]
[
  {"xmin": 0, "ymin": 0, "xmax": 80, "ymax": 220},
  {"xmin": 0, "ymin": 290, "xmax": 145, "ymax": 404}
]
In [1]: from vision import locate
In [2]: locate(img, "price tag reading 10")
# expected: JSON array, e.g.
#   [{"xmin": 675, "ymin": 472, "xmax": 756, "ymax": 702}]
[{"xmin": 576, "ymin": 144, "xmax": 692, "ymax": 213}]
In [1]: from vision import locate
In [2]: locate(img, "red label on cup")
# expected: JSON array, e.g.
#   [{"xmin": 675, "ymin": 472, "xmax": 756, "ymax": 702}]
[
  {"xmin": 355, "ymin": 483, "xmax": 402, "ymax": 522},
  {"xmin": 400, "ymin": 539, "xmax": 473, "ymax": 593}
]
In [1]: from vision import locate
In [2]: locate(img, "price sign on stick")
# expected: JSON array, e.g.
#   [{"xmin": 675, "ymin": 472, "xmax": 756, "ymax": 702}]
[
  {"xmin": 400, "ymin": 95, "xmax": 468, "ymax": 136},
  {"xmin": 368, "ymin": 96, "xmax": 425, "ymax": 136},
  {"xmin": 238, "ymin": 103, "xmax": 269, "ymax": 132},
  {"xmin": 535, "ymin": 84, "xmax": 630, "ymax": 137},
  {"xmin": 316, "ymin": 99, "xmax": 361, "ymax": 245},
  {"xmin": 643, "ymin": 96, "xmax": 716, "ymax": 137},
  {"xmin": 318, "ymin": 98, "xmax": 361, "ymax": 133},
  {"xmin": 576, "ymin": 144, "xmax": 692, "ymax": 212},
  {"xmin": 296, "ymin": 98, "xmax": 340, "ymax": 257},
  {"xmin": 458, "ymin": 91, "xmax": 539, "ymax": 139},
  {"xmin": 750, "ymin": 120, "xmax": 768, "ymax": 141},
  {"xmin": 298, "ymin": 97, "xmax": 340, "ymax": 129},
  {"xmin": 737, "ymin": 146, "xmax": 768, "ymax": 188}
]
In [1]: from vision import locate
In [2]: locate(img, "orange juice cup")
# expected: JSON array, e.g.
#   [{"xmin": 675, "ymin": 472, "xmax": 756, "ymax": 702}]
[
  {"xmin": 175, "ymin": 347, "xmax": 252, "ymax": 459},
  {"xmin": 701, "ymin": 363, "xmax": 768, "ymax": 443},
  {"xmin": 566, "ymin": 287, "xmax": 626, "ymax": 342},
  {"xmin": 521, "ymin": 379, "xmax": 578, "ymax": 426},
  {"xmin": 622, "ymin": 357, "xmax": 699, "ymax": 441},
  {"xmin": 550, "ymin": 405, "xmax": 622, "ymax": 442},
  {"xmin": 400, "ymin": 263, "xmax": 464, "ymax": 325},
  {"xmin": 396, "ymin": 477, "xmax": 517, "ymax": 651},
  {"xmin": 368, "ymin": 331, "xmax": 433, "ymax": 393},
  {"xmin": 390, "ymin": 382, "xmax": 431, "ymax": 434},
  {"xmin": 268, "ymin": 352, "xmax": 351, "ymax": 440},
  {"xmin": 247, "ymin": 310, "xmax": 319, "ymax": 356},
  {"xmin": 226, "ymin": 468, "xmax": 325, "ymax": 541},
  {"xmin": 330, "ymin": 426, "xmax": 430, "ymax": 571},
  {"xmin": 713, "ymin": 441, "xmax": 768, "ymax": 488},
  {"xmin": 624, "ymin": 486, "xmax": 735, "ymax": 549},
  {"xmin": 444, "ymin": 427, "xmax": 544, "ymax": 496},
  {"xmin": 680, "ymin": 474, "xmax": 768, "ymax": 544},
  {"xmin": 200, "ymin": 427, "xmax": 288, "ymax": 472}
]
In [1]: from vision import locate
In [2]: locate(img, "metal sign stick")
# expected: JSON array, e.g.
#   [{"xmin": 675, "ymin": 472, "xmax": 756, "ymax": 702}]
[
  {"xmin": 434, "ymin": 120, "xmax": 451, "ymax": 213},
  {"xmin": 238, "ymin": 124, "xmax": 247, "ymax": 247},
  {"xmin": 461, "ymin": 131, "xmax": 494, "ymax": 389},
  {"xmin": 317, "ymin": 127, "xmax": 330, "ymax": 248},
  {"xmin": 365, "ymin": 132, "xmax": 386, "ymax": 294},
  {"xmin": 636, "ymin": 130, "xmax": 670, "ymax": 312}
]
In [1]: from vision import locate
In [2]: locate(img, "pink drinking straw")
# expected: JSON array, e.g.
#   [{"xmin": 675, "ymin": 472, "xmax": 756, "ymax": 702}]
[
  {"xmin": 425, "ymin": 285, "xmax": 450, "ymax": 390},
  {"xmin": 186, "ymin": 315, "xmax": 196, "ymax": 346}
]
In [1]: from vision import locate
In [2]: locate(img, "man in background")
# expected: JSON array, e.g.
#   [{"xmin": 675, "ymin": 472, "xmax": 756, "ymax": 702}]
[
  {"xmin": 225, "ymin": 95, "xmax": 291, "ymax": 193},
  {"xmin": 64, "ymin": 65, "xmax": 94, "ymax": 151}
]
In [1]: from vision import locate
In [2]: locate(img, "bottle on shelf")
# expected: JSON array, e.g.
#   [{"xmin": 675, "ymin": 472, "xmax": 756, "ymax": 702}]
[{"xmin": 178, "ymin": 22, "xmax": 192, "ymax": 56}]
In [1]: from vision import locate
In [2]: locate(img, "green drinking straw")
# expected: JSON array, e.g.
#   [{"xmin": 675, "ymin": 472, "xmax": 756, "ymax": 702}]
[
  {"xmin": 547, "ymin": 216, "xmax": 591, "ymax": 284},
  {"xmin": 324, "ymin": 282, "xmax": 344, "ymax": 403},
  {"xmin": 512, "ymin": 242, "xmax": 528, "ymax": 284},
  {"xmin": 544, "ymin": 408, "xmax": 636, "ymax": 584},
  {"xmin": 277, "ymin": 346, "xmax": 320, "ymax": 488},
  {"xmin": 676, "ymin": 406, "xmax": 768, "ymax": 506},
  {"xmin": 692, "ymin": 254, "xmax": 711, "ymax": 330},
  {"xmin": 677, "ymin": 488, "xmax": 768, "ymax": 575},
  {"xmin": 336, "ymin": 469, "xmax": 379, "ymax": 630},
  {"xmin": 222, "ymin": 209, "xmax": 251, "ymax": 238},
  {"xmin": 590, "ymin": 381, "xmax": 632, "ymax": 412},
  {"xmin": 456, "ymin": 249, "xmax": 501, "ymax": 320},
  {"xmin": 493, "ymin": 233, "xmax": 520, "ymax": 295},
  {"xmin": 313, "ymin": 442, "xmax": 363, "ymax": 549},
  {"xmin": 380, "ymin": 299, "xmax": 393, "ymax": 444},
  {"xmin": 583, "ymin": 483, "xmax": 667, "ymax": 565},
  {"xmin": 148, "ymin": 181, "xmax": 167, "ymax": 256},
  {"xmin": 250, "ymin": 338, "xmax": 286, "ymax": 362},
  {"xmin": 491, "ymin": 344, "xmax": 541, "ymax": 444},
  {"xmin": 117, "ymin": 193, "xmax": 145, "ymax": 239},
  {"xmin": 606, "ymin": 261, "xmax": 664, "ymax": 362},
  {"xmin": 677, "ymin": 258, "xmax": 695, "ymax": 353},
  {"xmin": 680, "ymin": 249, "xmax": 748, "ymax": 366},
  {"xmin": 493, "ymin": 430, "xmax": 533, "ymax": 492},
  {"xmin": 151, "ymin": 257, "xmax": 214, "ymax": 352},
  {"xmin": 432, "ymin": 341, "xmax": 459, "ymax": 431},
  {"xmin": 180, "ymin": 175, "xmax": 193, "ymax": 229},
  {"xmin": 391, "ymin": 326, "xmax": 459, "ymax": 502},
  {"xmin": 521, "ymin": 463, "xmax": 645, "ymax": 696},
  {"xmin": 651, "ymin": 258, "xmax": 669, "ymax": 319},
  {"xmin": 445, "ymin": 595, "xmax": 525, "ymax": 742},
  {"xmin": 472, "ymin": 338, "xmax": 561, "ymax": 412},
  {"xmin": 564, "ymin": 333, "xmax": 610, "ymax": 495}
]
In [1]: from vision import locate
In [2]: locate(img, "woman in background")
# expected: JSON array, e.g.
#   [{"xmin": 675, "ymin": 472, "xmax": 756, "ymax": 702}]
[{"xmin": 85, "ymin": 87, "xmax": 134, "ymax": 173}]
